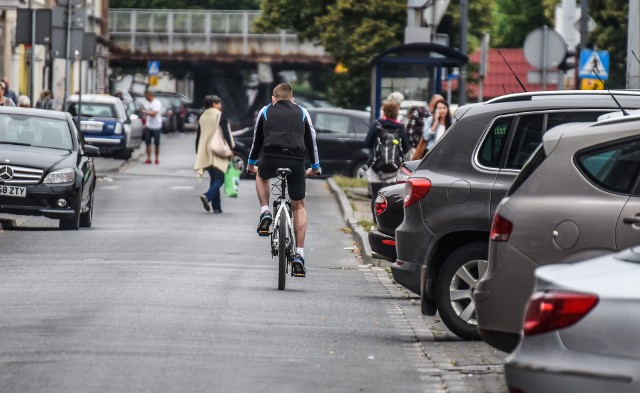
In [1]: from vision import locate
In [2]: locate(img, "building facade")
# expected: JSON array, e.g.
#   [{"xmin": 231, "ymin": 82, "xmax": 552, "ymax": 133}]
[{"xmin": 0, "ymin": 0, "xmax": 109, "ymax": 108}]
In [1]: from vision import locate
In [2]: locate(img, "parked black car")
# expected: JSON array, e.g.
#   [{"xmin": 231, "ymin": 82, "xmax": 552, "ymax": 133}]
[
  {"xmin": 153, "ymin": 91, "xmax": 193, "ymax": 132},
  {"xmin": 368, "ymin": 160, "xmax": 419, "ymax": 262},
  {"xmin": 0, "ymin": 107, "xmax": 99, "ymax": 230},
  {"xmin": 393, "ymin": 90, "xmax": 640, "ymax": 340},
  {"xmin": 232, "ymin": 107, "xmax": 372, "ymax": 178}
]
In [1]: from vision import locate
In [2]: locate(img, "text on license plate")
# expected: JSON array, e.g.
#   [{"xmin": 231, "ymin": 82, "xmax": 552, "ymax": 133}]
[{"xmin": 0, "ymin": 185, "xmax": 26, "ymax": 198}]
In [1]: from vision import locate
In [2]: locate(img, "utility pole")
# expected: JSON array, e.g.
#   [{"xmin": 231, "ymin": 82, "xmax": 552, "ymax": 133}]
[
  {"xmin": 628, "ymin": 0, "xmax": 640, "ymax": 88},
  {"xmin": 579, "ymin": 0, "xmax": 589, "ymax": 48},
  {"xmin": 458, "ymin": 0, "xmax": 468, "ymax": 106}
]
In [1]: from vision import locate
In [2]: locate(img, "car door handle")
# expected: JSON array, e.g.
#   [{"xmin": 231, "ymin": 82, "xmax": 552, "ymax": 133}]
[
  {"xmin": 337, "ymin": 137, "xmax": 350, "ymax": 141},
  {"xmin": 622, "ymin": 216, "xmax": 640, "ymax": 225}
]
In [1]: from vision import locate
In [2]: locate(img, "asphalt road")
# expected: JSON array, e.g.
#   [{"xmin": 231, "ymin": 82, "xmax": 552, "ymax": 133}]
[{"xmin": 0, "ymin": 132, "xmax": 506, "ymax": 392}]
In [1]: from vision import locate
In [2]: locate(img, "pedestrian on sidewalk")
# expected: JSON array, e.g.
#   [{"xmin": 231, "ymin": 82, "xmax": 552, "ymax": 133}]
[
  {"xmin": 142, "ymin": 90, "xmax": 163, "ymax": 164},
  {"xmin": 0, "ymin": 81, "xmax": 15, "ymax": 107},
  {"xmin": 412, "ymin": 93, "xmax": 445, "ymax": 160},
  {"xmin": 194, "ymin": 94, "xmax": 235, "ymax": 214},
  {"xmin": 17, "ymin": 95, "xmax": 31, "ymax": 107},
  {"xmin": 35, "ymin": 89, "xmax": 53, "ymax": 109},
  {"xmin": 1, "ymin": 78, "xmax": 17, "ymax": 105},
  {"xmin": 365, "ymin": 100, "xmax": 409, "ymax": 222}
]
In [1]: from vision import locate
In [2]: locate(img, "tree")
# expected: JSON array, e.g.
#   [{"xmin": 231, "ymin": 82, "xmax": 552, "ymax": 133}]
[
  {"xmin": 447, "ymin": 0, "xmax": 495, "ymax": 51},
  {"xmin": 589, "ymin": 0, "xmax": 629, "ymax": 88},
  {"xmin": 492, "ymin": 0, "xmax": 551, "ymax": 48},
  {"xmin": 256, "ymin": 0, "xmax": 405, "ymax": 109}
]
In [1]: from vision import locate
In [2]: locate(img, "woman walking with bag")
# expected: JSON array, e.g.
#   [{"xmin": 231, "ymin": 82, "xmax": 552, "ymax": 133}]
[{"xmin": 194, "ymin": 95, "xmax": 235, "ymax": 213}]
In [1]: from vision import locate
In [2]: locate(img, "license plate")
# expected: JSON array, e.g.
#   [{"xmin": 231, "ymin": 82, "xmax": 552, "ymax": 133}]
[
  {"xmin": 0, "ymin": 185, "xmax": 26, "ymax": 198},
  {"xmin": 81, "ymin": 122, "xmax": 104, "ymax": 132}
]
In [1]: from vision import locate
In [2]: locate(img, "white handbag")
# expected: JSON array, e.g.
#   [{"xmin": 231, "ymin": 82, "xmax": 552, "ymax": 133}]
[{"xmin": 208, "ymin": 126, "xmax": 231, "ymax": 157}]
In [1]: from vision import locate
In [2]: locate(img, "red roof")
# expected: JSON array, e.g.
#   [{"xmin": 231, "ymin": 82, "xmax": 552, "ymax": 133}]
[{"xmin": 466, "ymin": 48, "xmax": 559, "ymax": 100}]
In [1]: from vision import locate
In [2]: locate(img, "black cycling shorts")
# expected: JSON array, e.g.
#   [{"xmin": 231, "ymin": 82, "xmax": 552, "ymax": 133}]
[{"xmin": 258, "ymin": 156, "xmax": 306, "ymax": 201}]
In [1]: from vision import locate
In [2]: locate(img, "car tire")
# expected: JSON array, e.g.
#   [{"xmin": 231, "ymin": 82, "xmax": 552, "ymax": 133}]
[
  {"xmin": 79, "ymin": 185, "xmax": 94, "ymax": 228},
  {"xmin": 351, "ymin": 161, "xmax": 368, "ymax": 179},
  {"xmin": 59, "ymin": 198, "xmax": 81, "ymax": 230},
  {"xmin": 435, "ymin": 242, "xmax": 488, "ymax": 340},
  {"xmin": 234, "ymin": 152, "xmax": 249, "ymax": 179}
]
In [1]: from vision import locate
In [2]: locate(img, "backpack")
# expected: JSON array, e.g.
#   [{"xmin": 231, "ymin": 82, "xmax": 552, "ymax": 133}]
[{"xmin": 372, "ymin": 121, "xmax": 404, "ymax": 173}]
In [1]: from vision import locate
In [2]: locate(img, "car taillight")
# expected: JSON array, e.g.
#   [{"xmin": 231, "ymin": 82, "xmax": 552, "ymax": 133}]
[
  {"xmin": 404, "ymin": 178, "xmax": 431, "ymax": 207},
  {"xmin": 374, "ymin": 194, "xmax": 387, "ymax": 216},
  {"xmin": 490, "ymin": 214, "xmax": 512, "ymax": 242},
  {"xmin": 523, "ymin": 291, "xmax": 598, "ymax": 336},
  {"xmin": 396, "ymin": 166, "xmax": 413, "ymax": 184}
]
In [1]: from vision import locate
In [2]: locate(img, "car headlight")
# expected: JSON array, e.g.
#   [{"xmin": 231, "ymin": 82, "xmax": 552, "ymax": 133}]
[
  {"xmin": 43, "ymin": 168, "xmax": 75, "ymax": 184},
  {"xmin": 114, "ymin": 122, "xmax": 123, "ymax": 134}
]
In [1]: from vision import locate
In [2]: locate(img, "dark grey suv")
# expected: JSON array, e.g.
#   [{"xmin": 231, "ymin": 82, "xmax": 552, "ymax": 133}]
[{"xmin": 393, "ymin": 90, "xmax": 640, "ymax": 340}]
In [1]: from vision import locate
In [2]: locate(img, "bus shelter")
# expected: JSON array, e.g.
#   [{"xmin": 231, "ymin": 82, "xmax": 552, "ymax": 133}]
[{"xmin": 371, "ymin": 42, "xmax": 468, "ymax": 118}]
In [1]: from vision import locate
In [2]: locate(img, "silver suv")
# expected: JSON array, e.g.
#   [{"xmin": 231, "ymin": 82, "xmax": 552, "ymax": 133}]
[
  {"xmin": 476, "ymin": 114, "xmax": 640, "ymax": 352},
  {"xmin": 393, "ymin": 91, "xmax": 640, "ymax": 340}
]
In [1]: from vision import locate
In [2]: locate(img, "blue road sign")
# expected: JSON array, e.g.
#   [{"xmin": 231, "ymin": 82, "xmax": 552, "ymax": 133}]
[
  {"xmin": 579, "ymin": 50, "xmax": 609, "ymax": 81},
  {"xmin": 147, "ymin": 61, "xmax": 160, "ymax": 76}
]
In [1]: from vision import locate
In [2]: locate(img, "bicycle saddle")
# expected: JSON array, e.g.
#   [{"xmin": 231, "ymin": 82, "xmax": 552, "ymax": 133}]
[{"xmin": 276, "ymin": 168, "xmax": 292, "ymax": 177}]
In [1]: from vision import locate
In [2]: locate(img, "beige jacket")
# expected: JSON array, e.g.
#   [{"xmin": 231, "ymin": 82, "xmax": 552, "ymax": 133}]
[{"xmin": 194, "ymin": 107, "xmax": 235, "ymax": 176}]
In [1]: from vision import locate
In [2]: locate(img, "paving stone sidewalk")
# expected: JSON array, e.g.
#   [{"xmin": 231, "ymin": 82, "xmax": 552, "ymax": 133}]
[{"xmin": 327, "ymin": 178, "xmax": 508, "ymax": 393}]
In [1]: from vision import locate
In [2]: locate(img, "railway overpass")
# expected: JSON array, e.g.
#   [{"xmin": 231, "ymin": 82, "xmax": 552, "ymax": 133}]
[{"xmin": 109, "ymin": 9, "xmax": 333, "ymax": 126}]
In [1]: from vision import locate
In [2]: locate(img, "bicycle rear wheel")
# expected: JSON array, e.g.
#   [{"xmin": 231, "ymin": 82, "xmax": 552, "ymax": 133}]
[{"xmin": 277, "ymin": 212, "xmax": 287, "ymax": 290}]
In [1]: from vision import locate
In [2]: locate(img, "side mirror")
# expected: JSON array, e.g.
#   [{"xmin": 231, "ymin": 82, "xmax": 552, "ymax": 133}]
[
  {"xmin": 129, "ymin": 113, "xmax": 139, "ymax": 122},
  {"xmin": 83, "ymin": 144, "xmax": 100, "ymax": 157}
]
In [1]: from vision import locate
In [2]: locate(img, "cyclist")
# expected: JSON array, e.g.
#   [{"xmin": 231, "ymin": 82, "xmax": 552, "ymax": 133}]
[{"xmin": 246, "ymin": 83, "xmax": 321, "ymax": 277}]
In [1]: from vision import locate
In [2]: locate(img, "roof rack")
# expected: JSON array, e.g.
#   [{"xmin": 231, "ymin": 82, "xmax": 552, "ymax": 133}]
[{"xmin": 486, "ymin": 90, "xmax": 640, "ymax": 104}]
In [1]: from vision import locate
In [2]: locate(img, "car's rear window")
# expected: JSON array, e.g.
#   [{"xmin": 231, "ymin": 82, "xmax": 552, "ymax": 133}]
[
  {"xmin": 68, "ymin": 102, "xmax": 116, "ymax": 118},
  {"xmin": 0, "ymin": 114, "xmax": 73, "ymax": 150},
  {"xmin": 577, "ymin": 139, "xmax": 640, "ymax": 194}
]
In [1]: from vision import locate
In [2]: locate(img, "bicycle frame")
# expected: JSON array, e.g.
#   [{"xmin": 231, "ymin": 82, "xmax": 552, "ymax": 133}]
[{"xmin": 270, "ymin": 169, "xmax": 296, "ymax": 290}]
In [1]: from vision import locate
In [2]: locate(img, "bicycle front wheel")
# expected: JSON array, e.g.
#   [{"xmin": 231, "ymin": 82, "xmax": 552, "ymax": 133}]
[{"xmin": 277, "ymin": 212, "xmax": 287, "ymax": 290}]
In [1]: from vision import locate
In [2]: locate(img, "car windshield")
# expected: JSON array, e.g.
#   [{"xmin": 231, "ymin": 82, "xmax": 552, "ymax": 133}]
[{"xmin": 0, "ymin": 113, "xmax": 73, "ymax": 150}]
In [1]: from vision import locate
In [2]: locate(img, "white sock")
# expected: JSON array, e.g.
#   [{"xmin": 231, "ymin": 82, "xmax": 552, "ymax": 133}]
[
  {"xmin": 261, "ymin": 205, "xmax": 270, "ymax": 214},
  {"xmin": 296, "ymin": 248, "xmax": 304, "ymax": 257}
]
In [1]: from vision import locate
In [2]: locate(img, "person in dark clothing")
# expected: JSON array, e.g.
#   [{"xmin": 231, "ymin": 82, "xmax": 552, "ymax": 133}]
[
  {"xmin": 246, "ymin": 83, "xmax": 321, "ymax": 277},
  {"xmin": 365, "ymin": 100, "xmax": 409, "ymax": 221}
]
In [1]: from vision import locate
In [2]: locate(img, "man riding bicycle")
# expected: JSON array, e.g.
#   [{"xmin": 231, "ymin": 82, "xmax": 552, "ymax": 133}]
[{"xmin": 246, "ymin": 83, "xmax": 321, "ymax": 278}]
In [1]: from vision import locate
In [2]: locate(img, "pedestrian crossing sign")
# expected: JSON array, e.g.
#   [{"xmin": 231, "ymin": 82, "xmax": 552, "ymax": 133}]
[
  {"xmin": 147, "ymin": 61, "xmax": 160, "ymax": 76},
  {"xmin": 579, "ymin": 50, "xmax": 609, "ymax": 81}
]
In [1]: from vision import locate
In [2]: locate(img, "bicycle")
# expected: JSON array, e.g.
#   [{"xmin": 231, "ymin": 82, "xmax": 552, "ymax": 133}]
[{"xmin": 270, "ymin": 168, "xmax": 297, "ymax": 290}]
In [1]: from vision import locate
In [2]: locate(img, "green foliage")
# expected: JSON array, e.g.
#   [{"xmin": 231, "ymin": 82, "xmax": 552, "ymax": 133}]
[
  {"xmin": 492, "ymin": 0, "xmax": 551, "ymax": 48},
  {"xmin": 256, "ymin": 0, "xmax": 405, "ymax": 109},
  {"xmin": 254, "ymin": 0, "xmax": 333, "ymax": 40},
  {"xmin": 110, "ymin": 0, "xmax": 260, "ymax": 9},
  {"xmin": 589, "ymin": 0, "xmax": 629, "ymax": 89},
  {"xmin": 447, "ymin": 0, "xmax": 495, "ymax": 51},
  {"xmin": 333, "ymin": 175, "xmax": 369, "ymax": 188}
]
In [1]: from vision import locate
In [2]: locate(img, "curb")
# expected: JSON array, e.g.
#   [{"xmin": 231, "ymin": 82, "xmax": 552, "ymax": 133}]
[{"xmin": 326, "ymin": 178, "xmax": 390, "ymax": 268}]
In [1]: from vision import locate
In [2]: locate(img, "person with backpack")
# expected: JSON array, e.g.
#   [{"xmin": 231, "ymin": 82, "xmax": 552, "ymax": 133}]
[{"xmin": 365, "ymin": 100, "xmax": 409, "ymax": 221}]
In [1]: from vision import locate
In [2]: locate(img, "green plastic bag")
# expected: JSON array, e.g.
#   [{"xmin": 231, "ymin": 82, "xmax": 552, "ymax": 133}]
[{"xmin": 224, "ymin": 162, "xmax": 240, "ymax": 198}]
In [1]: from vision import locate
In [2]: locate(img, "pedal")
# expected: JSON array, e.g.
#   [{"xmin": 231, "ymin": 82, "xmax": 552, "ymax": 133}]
[{"xmin": 258, "ymin": 230, "xmax": 271, "ymax": 237}]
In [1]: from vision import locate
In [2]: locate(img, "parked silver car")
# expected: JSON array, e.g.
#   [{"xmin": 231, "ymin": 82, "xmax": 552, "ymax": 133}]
[
  {"xmin": 505, "ymin": 247, "xmax": 640, "ymax": 393},
  {"xmin": 476, "ymin": 114, "xmax": 640, "ymax": 352}
]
